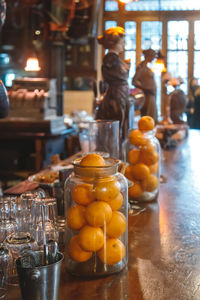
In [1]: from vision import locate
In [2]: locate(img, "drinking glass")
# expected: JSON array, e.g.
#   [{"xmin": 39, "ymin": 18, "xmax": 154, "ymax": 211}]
[
  {"xmin": 2, "ymin": 191, "xmax": 41, "ymax": 286},
  {"xmin": 0, "ymin": 244, "xmax": 13, "ymax": 299},
  {"xmin": 0, "ymin": 196, "xmax": 18, "ymax": 243},
  {"xmin": 31, "ymin": 198, "xmax": 59, "ymax": 248},
  {"xmin": 79, "ymin": 120, "xmax": 120, "ymax": 158},
  {"xmin": 19, "ymin": 191, "xmax": 41, "ymax": 233},
  {"xmin": 5, "ymin": 232, "xmax": 38, "ymax": 286}
]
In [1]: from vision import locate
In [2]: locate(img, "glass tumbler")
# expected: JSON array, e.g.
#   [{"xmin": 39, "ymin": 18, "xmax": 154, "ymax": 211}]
[
  {"xmin": 78, "ymin": 120, "xmax": 120, "ymax": 158},
  {"xmin": 19, "ymin": 191, "xmax": 41, "ymax": 233},
  {"xmin": 5, "ymin": 232, "xmax": 38, "ymax": 286},
  {"xmin": 31, "ymin": 198, "xmax": 59, "ymax": 248},
  {"xmin": 0, "ymin": 244, "xmax": 13, "ymax": 299},
  {"xmin": 0, "ymin": 196, "xmax": 18, "ymax": 243}
]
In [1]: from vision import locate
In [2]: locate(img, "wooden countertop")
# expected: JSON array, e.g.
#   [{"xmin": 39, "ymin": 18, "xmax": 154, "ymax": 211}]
[{"xmin": 8, "ymin": 130, "xmax": 200, "ymax": 300}]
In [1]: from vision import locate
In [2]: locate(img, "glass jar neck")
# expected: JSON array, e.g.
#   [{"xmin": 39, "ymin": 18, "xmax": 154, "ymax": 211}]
[
  {"xmin": 73, "ymin": 158, "xmax": 120, "ymax": 178},
  {"xmin": 143, "ymin": 128, "xmax": 156, "ymax": 138}
]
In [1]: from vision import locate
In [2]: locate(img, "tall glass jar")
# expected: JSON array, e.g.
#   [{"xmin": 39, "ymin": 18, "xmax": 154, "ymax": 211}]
[
  {"xmin": 123, "ymin": 128, "xmax": 160, "ymax": 203},
  {"xmin": 64, "ymin": 157, "xmax": 128, "ymax": 277}
]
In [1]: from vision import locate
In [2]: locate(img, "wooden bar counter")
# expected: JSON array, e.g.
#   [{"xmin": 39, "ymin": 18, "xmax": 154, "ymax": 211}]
[{"xmin": 8, "ymin": 130, "xmax": 200, "ymax": 300}]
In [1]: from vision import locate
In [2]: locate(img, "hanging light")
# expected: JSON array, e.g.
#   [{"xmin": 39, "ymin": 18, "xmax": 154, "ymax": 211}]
[
  {"xmin": 25, "ymin": 57, "xmax": 41, "ymax": 72},
  {"xmin": 153, "ymin": 50, "xmax": 166, "ymax": 74},
  {"xmin": 119, "ymin": 0, "xmax": 139, "ymax": 4}
]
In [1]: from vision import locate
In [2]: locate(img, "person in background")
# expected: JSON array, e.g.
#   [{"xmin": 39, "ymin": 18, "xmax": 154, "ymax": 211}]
[
  {"xmin": 168, "ymin": 77, "xmax": 188, "ymax": 124},
  {"xmin": 192, "ymin": 83, "xmax": 200, "ymax": 129},
  {"xmin": 0, "ymin": 0, "xmax": 9, "ymax": 118},
  {"xmin": 0, "ymin": 79, "xmax": 9, "ymax": 118},
  {"xmin": 186, "ymin": 77, "xmax": 198, "ymax": 128},
  {"xmin": 96, "ymin": 26, "xmax": 130, "ymax": 141},
  {"xmin": 132, "ymin": 49, "xmax": 157, "ymax": 122}
]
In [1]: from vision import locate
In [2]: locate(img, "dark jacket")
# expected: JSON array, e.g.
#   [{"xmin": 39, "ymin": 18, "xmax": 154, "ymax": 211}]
[{"xmin": 0, "ymin": 80, "xmax": 9, "ymax": 118}]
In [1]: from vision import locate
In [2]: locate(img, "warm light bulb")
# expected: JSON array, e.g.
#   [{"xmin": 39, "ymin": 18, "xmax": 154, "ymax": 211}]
[
  {"xmin": 119, "ymin": 0, "xmax": 130, "ymax": 3},
  {"xmin": 119, "ymin": 0, "xmax": 138, "ymax": 3},
  {"xmin": 25, "ymin": 57, "xmax": 41, "ymax": 71},
  {"xmin": 152, "ymin": 59, "xmax": 166, "ymax": 75}
]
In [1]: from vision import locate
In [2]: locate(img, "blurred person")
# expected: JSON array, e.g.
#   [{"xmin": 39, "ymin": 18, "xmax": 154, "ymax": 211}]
[
  {"xmin": 132, "ymin": 49, "xmax": 157, "ymax": 122},
  {"xmin": 96, "ymin": 26, "xmax": 130, "ymax": 140},
  {"xmin": 168, "ymin": 77, "xmax": 188, "ymax": 124},
  {"xmin": 0, "ymin": 0, "xmax": 9, "ymax": 118},
  {"xmin": 0, "ymin": 80, "xmax": 9, "ymax": 118},
  {"xmin": 186, "ymin": 77, "xmax": 198, "ymax": 127},
  {"xmin": 192, "ymin": 84, "xmax": 200, "ymax": 129}
]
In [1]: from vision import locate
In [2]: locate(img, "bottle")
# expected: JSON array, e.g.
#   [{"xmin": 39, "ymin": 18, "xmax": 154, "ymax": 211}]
[{"xmin": 64, "ymin": 154, "xmax": 128, "ymax": 277}]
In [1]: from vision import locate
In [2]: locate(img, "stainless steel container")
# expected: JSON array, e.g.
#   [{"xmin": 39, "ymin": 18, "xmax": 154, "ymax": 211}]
[{"xmin": 16, "ymin": 251, "xmax": 63, "ymax": 300}]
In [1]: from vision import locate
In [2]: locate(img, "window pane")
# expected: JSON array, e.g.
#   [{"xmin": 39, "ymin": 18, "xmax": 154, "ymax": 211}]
[
  {"xmin": 167, "ymin": 21, "xmax": 188, "ymax": 93},
  {"xmin": 141, "ymin": 22, "xmax": 162, "ymax": 50},
  {"xmin": 194, "ymin": 51, "xmax": 200, "ymax": 79},
  {"xmin": 194, "ymin": 20, "xmax": 200, "ymax": 50},
  {"xmin": 167, "ymin": 51, "xmax": 188, "ymax": 93},
  {"xmin": 125, "ymin": 22, "xmax": 136, "ymax": 88},
  {"xmin": 125, "ymin": 51, "xmax": 136, "ymax": 88},
  {"xmin": 168, "ymin": 21, "xmax": 188, "ymax": 50},
  {"xmin": 105, "ymin": 0, "xmax": 118, "ymax": 11},
  {"xmin": 125, "ymin": 22, "xmax": 136, "ymax": 50},
  {"xmin": 125, "ymin": 0, "xmax": 200, "ymax": 11},
  {"xmin": 105, "ymin": 21, "xmax": 117, "ymax": 30}
]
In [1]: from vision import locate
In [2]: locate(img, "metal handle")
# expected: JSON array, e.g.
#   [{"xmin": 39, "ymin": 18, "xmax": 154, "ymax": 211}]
[{"xmin": 31, "ymin": 269, "xmax": 41, "ymax": 280}]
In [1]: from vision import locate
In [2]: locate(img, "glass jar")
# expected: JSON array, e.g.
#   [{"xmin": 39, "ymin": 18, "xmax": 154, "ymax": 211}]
[
  {"xmin": 64, "ymin": 157, "xmax": 128, "ymax": 277},
  {"xmin": 123, "ymin": 128, "xmax": 160, "ymax": 203}
]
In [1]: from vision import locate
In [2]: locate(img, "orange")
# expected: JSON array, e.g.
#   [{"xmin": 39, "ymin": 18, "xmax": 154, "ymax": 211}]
[
  {"xmin": 97, "ymin": 238, "xmax": 125, "ymax": 265},
  {"xmin": 138, "ymin": 116, "xmax": 155, "ymax": 131},
  {"xmin": 79, "ymin": 153, "xmax": 106, "ymax": 167},
  {"xmin": 129, "ymin": 129, "xmax": 147, "ymax": 146},
  {"xmin": 85, "ymin": 201, "xmax": 112, "ymax": 227},
  {"xmin": 124, "ymin": 165, "xmax": 134, "ymax": 181},
  {"xmin": 108, "ymin": 192, "xmax": 123, "ymax": 211},
  {"xmin": 149, "ymin": 162, "xmax": 159, "ymax": 174},
  {"xmin": 68, "ymin": 235, "xmax": 92, "ymax": 262},
  {"xmin": 66, "ymin": 205, "xmax": 86, "ymax": 230},
  {"xmin": 72, "ymin": 183, "xmax": 95, "ymax": 205},
  {"xmin": 128, "ymin": 148, "xmax": 140, "ymax": 165},
  {"xmin": 78, "ymin": 225, "xmax": 104, "ymax": 252},
  {"xmin": 95, "ymin": 177, "xmax": 121, "ymax": 202},
  {"xmin": 140, "ymin": 145, "xmax": 159, "ymax": 165},
  {"xmin": 106, "ymin": 211, "xmax": 127, "ymax": 238},
  {"xmin": 128, "ymin": 180, "xmax": 143, "ymax": 198},
  {"xmin": 131, "ymin": 163, "xmax": 150, "ymax": 181},
  {"xmin": 141, "ymin": 174, "xmax": 159, "ymax": 192}
]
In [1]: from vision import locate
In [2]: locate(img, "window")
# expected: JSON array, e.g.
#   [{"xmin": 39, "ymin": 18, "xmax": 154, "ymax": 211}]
[
  {"xmin": 125, "ymin": 22, "xmax": 136, "ymax": 87},
  {"xmin": 141, "ymin": 21, "xmax": 162, "ymax": 50},
  {"xmin": 105, "ymin": 0, "xmax": 118, "ymax": 11},
  {"xmin": 141, "ymin": 21, "xmax": 162, "ymax": 116},
  {"xmin": 167, "ymin": 21, "xmax": 189, "ymax": 93},
  {"xmin": 125, "ymin": 0, "xmax": 200, "ymax": 11},
  {"xmin": 105, "ymin": 21, "xmax": 117, "ymax": 30},
  {"xmin": 194, "ymin": 20, "xmax": 200, "ymax": 80}
]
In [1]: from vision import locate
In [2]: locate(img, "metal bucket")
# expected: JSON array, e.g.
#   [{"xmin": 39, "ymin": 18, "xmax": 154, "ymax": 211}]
[{"xmin": 16, "ymin": 251, "xmax": 64, "ymax": 300}]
